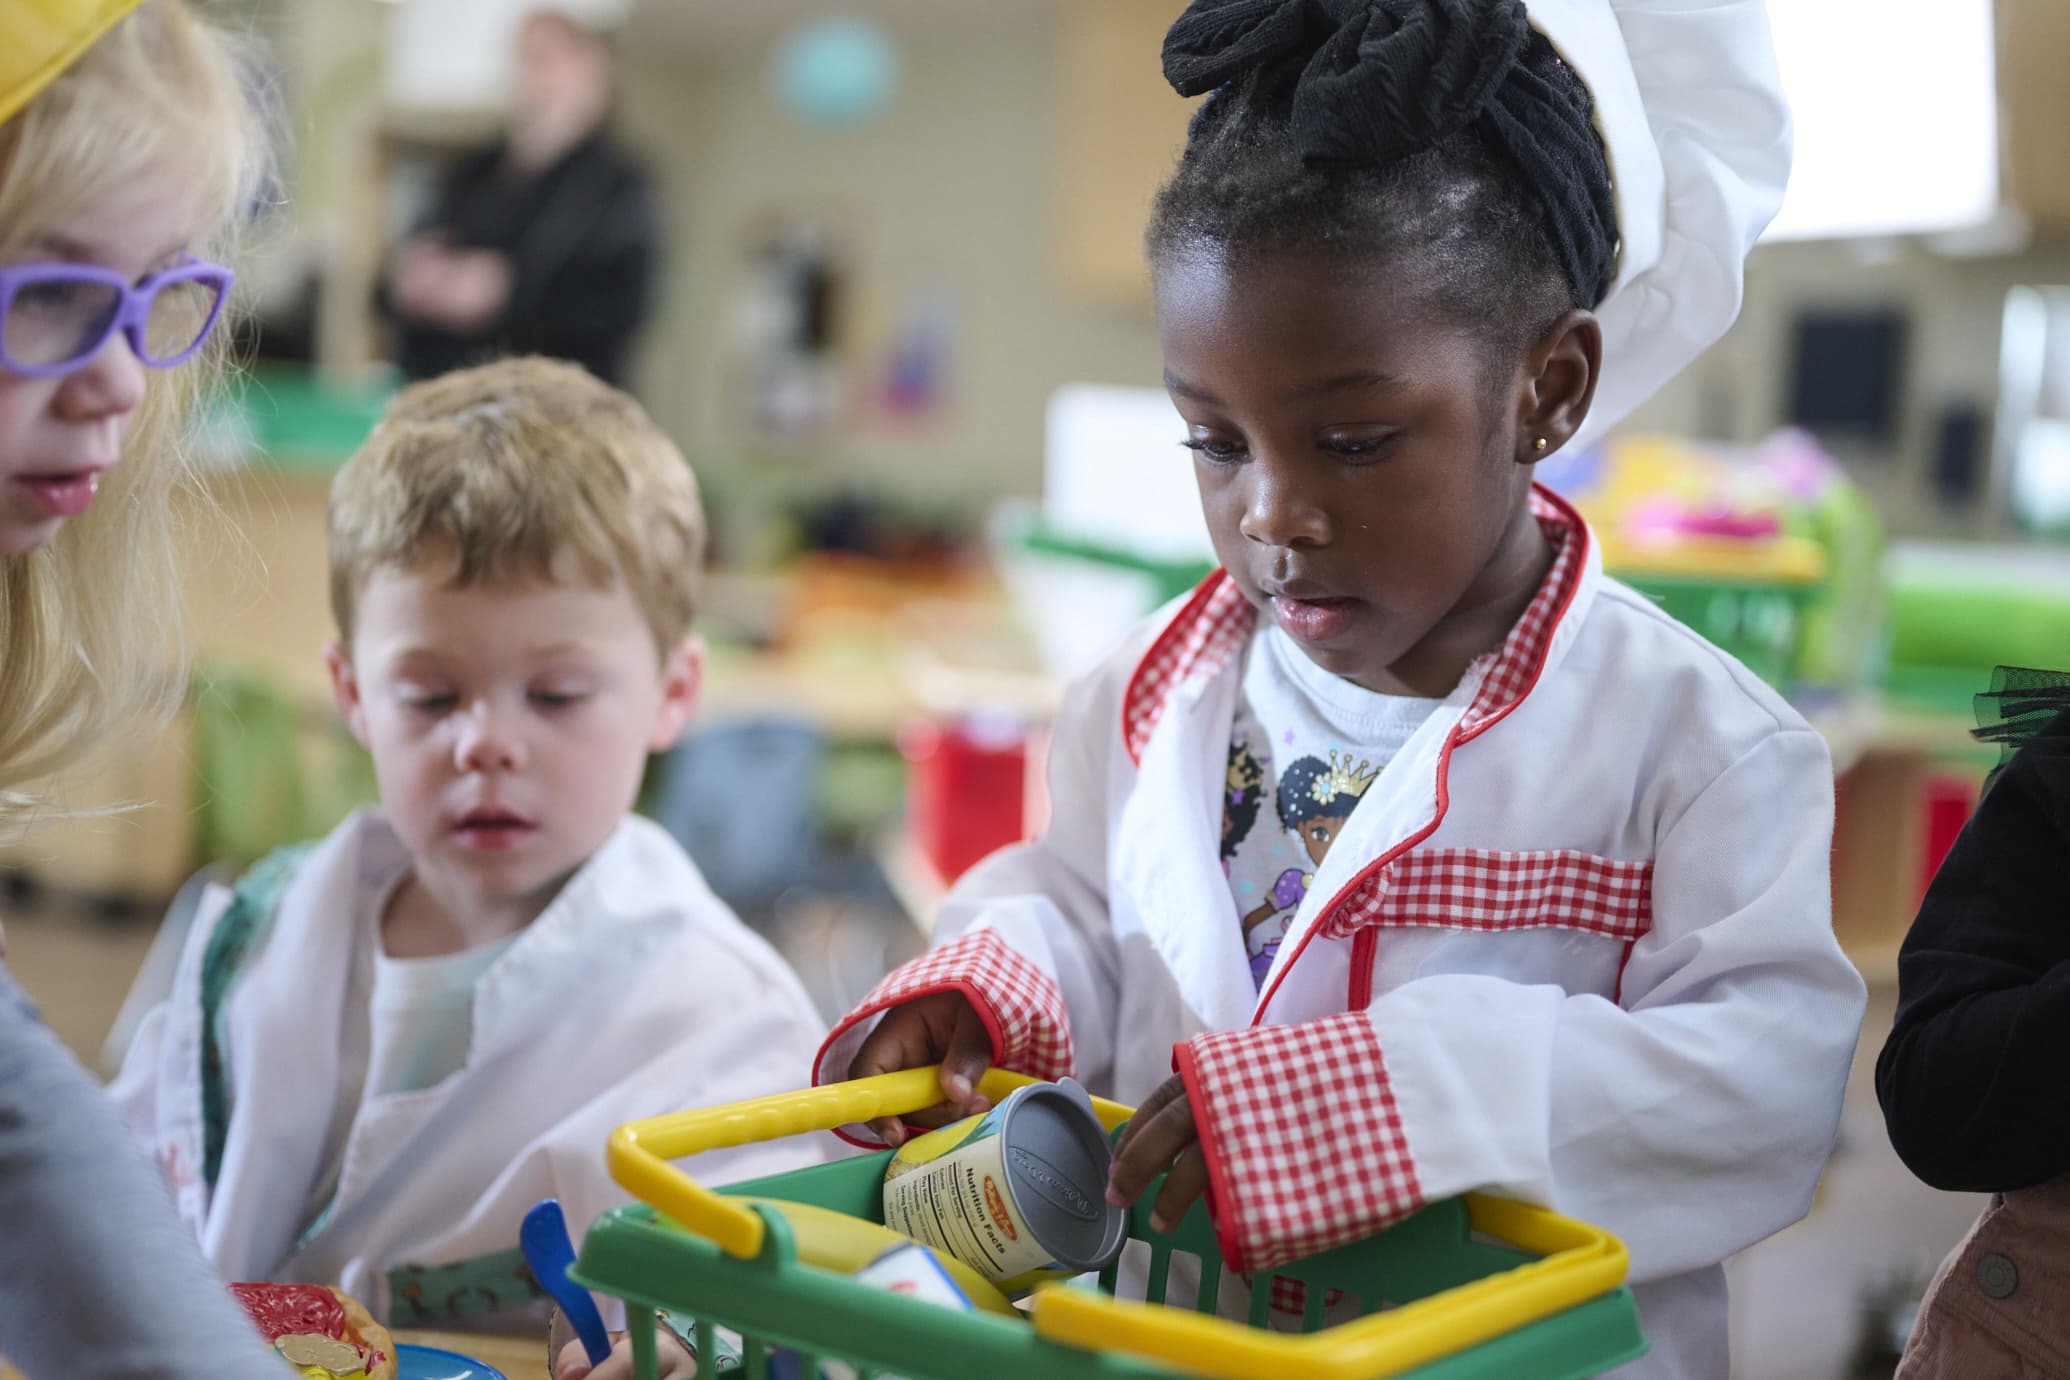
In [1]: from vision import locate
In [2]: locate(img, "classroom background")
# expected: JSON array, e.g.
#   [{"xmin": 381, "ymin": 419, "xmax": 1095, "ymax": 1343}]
[{"xmin": 3, "ymin": 1, "xmax": 2062, "ymax": 1376}]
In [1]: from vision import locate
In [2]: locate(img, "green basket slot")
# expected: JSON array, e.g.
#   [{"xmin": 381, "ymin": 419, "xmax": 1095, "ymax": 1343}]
[{"xmin": 571, "ymin": 1142, "xmax": 1644, "ymax": 1380}]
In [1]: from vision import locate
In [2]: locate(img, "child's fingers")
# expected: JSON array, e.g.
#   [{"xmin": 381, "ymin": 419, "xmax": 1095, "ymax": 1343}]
[
  {"xmin": 555, "ymin": 1334, "xmax": 630, "ymax": 1380},
  {"xmin": 846, "ymin": 993, "xmax": 994, "ymax": 1144},
  {"xmin": 1112, "ymin": 1074, "xmax": 1188, "ymax": 1161},
  {"xmin": 1151, "ymin": 1145, "xmax": 1211, "ymax": 1234},
  {"xmin": 850, "ymin": 1003, "xmax": 933, "ymax": 1080},
  {"xmin": 852, "ymin": 1005, "xmax": 933, "ymax": 1145},
  {"xmin": 938, "ymin": 999, "xmax": 995, "ymax": 1108},
  {"xmin": 558, "ymin": 1330, "xmax": 685, "ymax": 1380},
  {"xmin": 1105, "ymin": 1084, "xmax": 1198, "ymax": 1210},
  {"xmin": 655, "ymin": 1327, "xmax": 698, "ymax": 1378}
]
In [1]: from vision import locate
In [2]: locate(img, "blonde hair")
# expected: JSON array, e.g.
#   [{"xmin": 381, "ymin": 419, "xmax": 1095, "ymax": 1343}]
[
  {"xmin": 0, "ymin": 0, "xmax": 268, "ymax": 830},
  {"xmin": 329, "ymin": 357, "xmax": 705, "ymax": 657}
]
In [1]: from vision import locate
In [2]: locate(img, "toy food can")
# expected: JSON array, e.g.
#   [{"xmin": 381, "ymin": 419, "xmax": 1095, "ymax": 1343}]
[
  {"xmin": 852, "ymin": 1242, "xmax": 977, "ymax": 1312},
  {"xmin": 881, "ymin": 1078, "xmax": 1126, "ymax": 1295}
]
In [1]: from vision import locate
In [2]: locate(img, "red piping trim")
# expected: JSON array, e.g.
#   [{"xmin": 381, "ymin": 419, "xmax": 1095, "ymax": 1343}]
[
  {"xmin": 1173, "ymin": 1039, "xmax": 1247, "ymax": 1272},
  {"xmin": 1348, "ymin": 928, "xmax": 1378, "ymax": 1010},
  {"xmin": 1612, "ymin": 939, "xmax": 1638, "ymax": 1006},
  {"xmin": 1254, "ymin": 727, "xmax": 1457, "ymax": 1022},
  {"xmin": 1253, "ymin": 486, "xmax": 1590, "ymax": 1022},
  {"xmin": 814, "ymin": 979, "xmax": 1011, "ymax": 1150},
  {"xmin": 1121, "ymin": 568, "xmax": 1233, "ymax": 769}
]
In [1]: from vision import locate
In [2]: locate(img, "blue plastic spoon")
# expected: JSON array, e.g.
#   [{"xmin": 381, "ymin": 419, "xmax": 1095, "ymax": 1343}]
[{"xmin": 520, "ymin": 1198, "xmax": 611, "ymax": 1367}]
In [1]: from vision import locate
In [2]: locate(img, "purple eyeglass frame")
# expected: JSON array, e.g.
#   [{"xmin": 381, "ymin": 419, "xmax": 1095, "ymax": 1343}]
[{"xmin": 0, "ymin": 255, "xmax": 235, "ymax": 378}]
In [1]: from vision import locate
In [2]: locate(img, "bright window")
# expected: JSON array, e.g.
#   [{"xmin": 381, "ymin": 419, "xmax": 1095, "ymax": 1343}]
[{"xmin": 1763, "ymin": 0, "xmax": 1998, "ymax": 241}]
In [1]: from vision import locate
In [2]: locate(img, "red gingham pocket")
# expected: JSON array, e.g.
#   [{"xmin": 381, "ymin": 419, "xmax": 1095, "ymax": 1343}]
[
  {"xmin": 1319, "ymin": 847, "xmax": 1653, "ymax": 944},
  {"xmin": 1176, "ymin": 1011, "xmax": 1420, "ymax": 1275}
]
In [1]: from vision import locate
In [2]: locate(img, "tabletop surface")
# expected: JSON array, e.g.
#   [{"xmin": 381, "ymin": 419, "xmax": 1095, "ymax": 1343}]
[{"xmin": 0, "ymin": 1330, "xmax": 552, "ymax": 1380}]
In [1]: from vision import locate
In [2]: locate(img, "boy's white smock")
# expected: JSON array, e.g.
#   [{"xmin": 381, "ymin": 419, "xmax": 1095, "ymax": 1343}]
[
  {"xmin": 817, "ymin": 490, "xmax": 1866, "ymax": 1380},
  {"xmin": 112, "ymin": 811, "xmax": 832, "ymax": 1322}
]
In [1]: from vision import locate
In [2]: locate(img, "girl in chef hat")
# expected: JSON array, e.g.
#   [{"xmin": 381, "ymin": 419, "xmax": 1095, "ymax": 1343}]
[
  {"xmin": 834, "ymin": 3, "xmax": 1863, "ymax": 1377},
  {"xmin": 0, "ymin": 4, "xmax": 276, "ymax": 1376}
]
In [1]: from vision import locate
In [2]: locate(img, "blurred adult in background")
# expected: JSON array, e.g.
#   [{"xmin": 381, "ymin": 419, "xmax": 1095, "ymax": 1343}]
[{"xmin": 379, "ymin": 9, "xmax": 658, "ymax": 387}]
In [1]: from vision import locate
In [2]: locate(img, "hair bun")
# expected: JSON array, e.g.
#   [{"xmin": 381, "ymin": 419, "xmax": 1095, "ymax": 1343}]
[
  {"xmin": 1164, "ymin": 0, "xmax": 1531, "ymax": 164},
  {"xmin": 1163, "ymin": 0, "xmax": 1616, "ymax": 308}
]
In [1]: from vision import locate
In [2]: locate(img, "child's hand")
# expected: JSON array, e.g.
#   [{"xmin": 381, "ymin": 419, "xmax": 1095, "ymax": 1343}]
[
  {"xmin": 848, "ymin": 990, "xmax": 995, "ymax": 1145},
  {"xmin": 554, "ymin": 1328, "xmax": 694, "ymax": 1380},
  {"xmin": 1107, "ymin": 1074, "xmax": 1208, "ymax": 1234}
]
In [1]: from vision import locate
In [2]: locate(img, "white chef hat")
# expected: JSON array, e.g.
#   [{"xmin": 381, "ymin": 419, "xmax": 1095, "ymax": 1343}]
[{"xmin": 1524, "ymin": 0, "xmax": 1792, "ymax": 449}]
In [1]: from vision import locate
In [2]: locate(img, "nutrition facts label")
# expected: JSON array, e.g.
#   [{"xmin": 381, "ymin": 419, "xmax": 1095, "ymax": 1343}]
[{"xmin": 882, "ymin": 1161, "xmax": 1049, "ymax": 1281}]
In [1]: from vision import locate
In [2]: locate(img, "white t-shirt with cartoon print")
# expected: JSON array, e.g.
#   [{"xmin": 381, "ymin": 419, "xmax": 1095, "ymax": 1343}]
[{"xmin": 1220, "ymin": 629, "xmax": 1443, "ymax": 987}]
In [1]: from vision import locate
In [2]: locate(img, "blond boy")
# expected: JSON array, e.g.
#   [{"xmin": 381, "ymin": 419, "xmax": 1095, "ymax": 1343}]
[{"xmin": 113, "ymin": 358, "xmax": 829, "ymax": 1338}]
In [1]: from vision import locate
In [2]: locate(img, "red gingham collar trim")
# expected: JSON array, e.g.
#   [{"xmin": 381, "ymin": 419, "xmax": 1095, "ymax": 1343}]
[
  {"xmin": 1121, "ymin": 568, "xmax": 1254, "ymax": 767},
  {"xmin": 1120, "ymin": 484, "xmax": 1587, "ymax": 767},
  {"xmin": 1456, "ymin": 485, "xmax": 1586, "ymax": 740}
]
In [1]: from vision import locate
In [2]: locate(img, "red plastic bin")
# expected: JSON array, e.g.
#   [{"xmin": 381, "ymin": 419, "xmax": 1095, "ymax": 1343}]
[{"xmin": 898, "ymin": 716, "xmax": 1030, "ymax": 884}]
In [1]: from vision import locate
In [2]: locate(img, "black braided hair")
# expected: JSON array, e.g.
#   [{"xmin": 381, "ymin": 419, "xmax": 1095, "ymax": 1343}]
[{"xmin": 1148, "ymin": 0, "xmax": 1615, "ymax": 358}]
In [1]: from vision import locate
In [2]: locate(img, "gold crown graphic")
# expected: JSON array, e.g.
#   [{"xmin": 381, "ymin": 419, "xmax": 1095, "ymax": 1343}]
[{"xmin": 1307, "ymin": 750, "xmax": 1378, "ymax": 807}]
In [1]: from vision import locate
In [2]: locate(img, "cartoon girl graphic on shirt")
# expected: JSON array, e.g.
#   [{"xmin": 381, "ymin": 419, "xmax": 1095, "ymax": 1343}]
[
  {"xmin": 1242, "ymin": 751, "xmax": 1378, "ymax": 982},
  {"xmin": 1220, "ymin": 741, "xmax": 1264, "ymax": 875}
]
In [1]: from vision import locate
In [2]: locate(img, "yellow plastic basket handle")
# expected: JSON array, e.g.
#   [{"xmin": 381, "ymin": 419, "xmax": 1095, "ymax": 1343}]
[
  {"xmin": 607, "ymin": 1068, "xmax": 1133, "ymax": 1260},
  {"xmin": 607, "ymin": 1068, "xmax": 1629, "ymax": 1380},
  {"xmin": 1034, "ymin": 1194, "xmax": 1628, "ymax": 1380}
]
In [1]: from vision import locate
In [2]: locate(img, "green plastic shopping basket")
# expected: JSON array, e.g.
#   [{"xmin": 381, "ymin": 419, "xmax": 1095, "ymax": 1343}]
[
  {"xmin": 575, "ymin": 1067, "xmax": 1639, "ymax": 1380},
  {"xmin": 571, "ymin": 1068, "xmax": 1645, "ymax": 1379}
]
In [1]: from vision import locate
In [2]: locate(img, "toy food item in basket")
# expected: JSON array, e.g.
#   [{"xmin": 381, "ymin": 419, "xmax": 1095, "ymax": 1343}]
[
  {"xmin": 740, "ymin": 1196, "xmax": 1019, "ymax": 1317},
  {"xmin": 854, "ymin": 1242, "xmax": 979, "ymax": 1312},
  {"xmin": 881, "ymin": 1077, "xmax": 1125, "ymax": 1295},
  {"xmin": 228, "ymin": 1283, "xmax": 396, "ymax": 1380}
]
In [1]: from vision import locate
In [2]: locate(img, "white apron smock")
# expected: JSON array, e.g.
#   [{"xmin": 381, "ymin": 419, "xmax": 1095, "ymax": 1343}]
[{"xmin": 113, "ymin": 811, "xmax": 833, "ymax": 1326}]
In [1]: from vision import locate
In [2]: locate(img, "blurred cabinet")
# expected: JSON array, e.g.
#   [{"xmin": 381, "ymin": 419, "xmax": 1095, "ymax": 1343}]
[
  {"xmin": 2000, "ymin": 0, "xmax": 2070, "ymax": 235},
  {"xmin": 1831, "ymin": 743, "xmax": 1990, "ymax": 982},
  {"xmin": 1055, "ymin": 0, "xmax": 1195, "ymax": 308},
  {"xmin": 0, "ymin": 471, "xmax": 340, "ymax": 902}
]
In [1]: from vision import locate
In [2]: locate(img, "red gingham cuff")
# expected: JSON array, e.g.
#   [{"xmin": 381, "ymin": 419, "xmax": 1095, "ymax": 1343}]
[
  {"xmin": 1176, "ymin": 1012, "xmax": 1423, "ymax": 1274},
  {"xmin": 814, "ymin": 930, "xmax": 1074, "ymax": 1142}
]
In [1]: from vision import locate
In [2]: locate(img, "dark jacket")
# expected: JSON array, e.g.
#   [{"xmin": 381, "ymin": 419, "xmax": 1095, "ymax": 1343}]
[
  {"xmin": 1878, "ymin": 709, "xmax": 2070, "ymax": 1194},
  {"xmin": 1878, "ymin": 709, "xmax": 2070, "ymax": 1377},
  {"xmin": 380, "ymin": 130, "xmax": 658, "ymax": 387}
]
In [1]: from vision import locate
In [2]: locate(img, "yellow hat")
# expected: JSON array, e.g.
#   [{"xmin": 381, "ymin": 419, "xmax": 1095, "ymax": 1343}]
[{"xmin": 1, "ymin": 0, "xmax": 147, "ymax": 125}]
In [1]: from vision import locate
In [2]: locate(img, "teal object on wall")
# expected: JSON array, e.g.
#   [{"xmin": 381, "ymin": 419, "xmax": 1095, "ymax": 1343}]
[{"xmin": 770, "ymin": 17, "xmax": 901, "ymax": 128}]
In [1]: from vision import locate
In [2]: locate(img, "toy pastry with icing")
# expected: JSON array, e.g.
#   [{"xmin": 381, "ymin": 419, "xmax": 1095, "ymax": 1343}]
[{"xmin": 228, "ymin": 1283, "xmax": 397, "ymax": 1380}]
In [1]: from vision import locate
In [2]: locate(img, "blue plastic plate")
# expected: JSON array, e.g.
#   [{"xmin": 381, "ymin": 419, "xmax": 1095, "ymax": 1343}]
[{"xmin": 395, "ymin": 1343, "xmax": 509, "ymax": 1380}]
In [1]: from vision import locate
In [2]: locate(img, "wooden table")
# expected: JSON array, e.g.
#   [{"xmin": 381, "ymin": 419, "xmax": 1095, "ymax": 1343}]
[
  {"xmin": 0, "ymin": 1331, "xmax": 552, "ymax": 1380},
  {"xmin": 394, "ymin": 1329, "xmax": 551, "ymax": 1379}
]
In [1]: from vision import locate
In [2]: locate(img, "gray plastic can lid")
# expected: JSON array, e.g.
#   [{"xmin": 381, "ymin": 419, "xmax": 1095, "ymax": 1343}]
[{"xmin": 996, "ymin": 1078, "xmax": 1128, "ymax": 1272}]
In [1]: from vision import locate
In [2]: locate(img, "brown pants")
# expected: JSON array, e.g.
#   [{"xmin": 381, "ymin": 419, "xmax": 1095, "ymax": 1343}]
[{"xmin": 1897, "ymin": 1178, "xmax": 2070, "ymax": 1379}]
